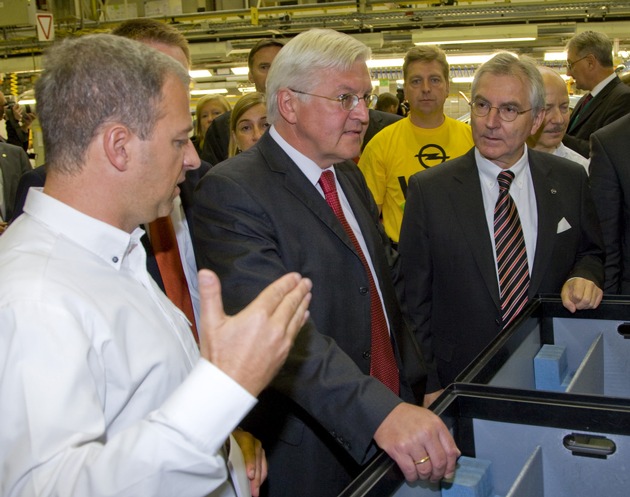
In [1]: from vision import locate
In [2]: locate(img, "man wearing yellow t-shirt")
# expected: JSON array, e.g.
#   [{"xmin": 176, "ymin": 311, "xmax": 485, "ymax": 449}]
[{"xmin": 359, "ymin": 46, "xmax": 474, "ymax": 243}]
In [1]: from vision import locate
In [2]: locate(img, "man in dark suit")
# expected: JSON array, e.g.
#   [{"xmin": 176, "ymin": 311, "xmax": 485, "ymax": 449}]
[
  {"xmin": 399, "ymin": 53, "xmax": 605, "ymax": 405},
  {"xmin": 589, "ymin": 114, "xmax": 630, "ymax": 294},
  {"xmin": 563, "ymin": 30, "xmax": 630, "ymax": 158},
  {"xmin": 201, "ymin": 39, "xmax": 284, "ymax": 165},
  {"xmin": 193, "ymin": 28, "xmax": 459, "ymax": 497},
  {"xmin": 0, "ymin": 141, "xmax": 31, "ymax": 231}
]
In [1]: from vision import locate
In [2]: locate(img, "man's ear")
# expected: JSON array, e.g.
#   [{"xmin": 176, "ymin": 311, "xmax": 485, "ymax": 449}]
[
  {"xmin": 277, "ymin": 88, "xmax": 298, "ymax": 125},
  {"xmin": 103, "ymin": 124, "xmax": 133, "ymax": 172}
]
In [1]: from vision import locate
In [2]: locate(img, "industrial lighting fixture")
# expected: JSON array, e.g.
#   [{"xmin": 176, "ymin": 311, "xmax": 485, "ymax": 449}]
[
  {"xmin": 190, "ymin": 88, "xmax": 228, "ymax": 95},
  {"xmin": 368, "ymin": 54, "xmax": 503, "ymax": 69},
  {"xmin": 544, "ymin": 52, "xmax": 567, "ymax": 62},
  {"xmin": 367, "ymin": 58, "xmax": 404, "ymax": 68},
  {"xmin": 231, "ymin": 66, "xmax": 249, "ymax": 75},
  {"xmin": 189, "ymin": 69, "xmax": 212, "ymax": 79},
  {"xmin": 447, "ymin": 55, "xmax": 494, "ymax": 65},
  {"xmin": 412, "ymin": 25, "xmax": 536, "ymax": 46},
  {"xmin": 452, "ymin": 76, "xmax": 474, "ymax": 84}
]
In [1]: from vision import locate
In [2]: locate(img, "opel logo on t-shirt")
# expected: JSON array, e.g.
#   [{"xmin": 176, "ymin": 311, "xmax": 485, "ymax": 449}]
[{"xmin": 415, "ymin": 144, "xmax": 450, "ymax": 169}]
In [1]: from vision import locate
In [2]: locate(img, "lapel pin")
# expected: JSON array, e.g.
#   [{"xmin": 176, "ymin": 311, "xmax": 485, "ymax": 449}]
[{"xmin": 550, "ymin": 188, "xmax": 557, "ymax": 195}]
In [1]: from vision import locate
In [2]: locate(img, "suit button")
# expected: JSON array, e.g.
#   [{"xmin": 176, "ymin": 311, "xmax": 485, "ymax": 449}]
[
  {"xmin": 359, "ymin": 287, "xmax": 368, "ymax": 295},
  {"xmin": 362, "ymin": 350, "xmax": 371, "ymax": 359}
]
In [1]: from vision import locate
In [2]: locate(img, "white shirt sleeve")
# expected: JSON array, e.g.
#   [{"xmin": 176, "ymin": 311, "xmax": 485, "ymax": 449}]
[{"xmin": 0, "ymin": 300, "xmax": 256, "ymax": 497}]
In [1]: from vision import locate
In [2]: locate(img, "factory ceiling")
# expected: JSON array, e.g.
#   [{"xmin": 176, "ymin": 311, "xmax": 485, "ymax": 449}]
[{"xmin": 3, "ymin": 0, "xmax": 630, "ymax": 93}]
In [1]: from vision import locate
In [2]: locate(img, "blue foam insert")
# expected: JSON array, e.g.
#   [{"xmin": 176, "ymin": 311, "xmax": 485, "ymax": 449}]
[
  {"xmin": 441, "ymin": 456, "xmax": 493, "ymax": 497},
  {"xmin": 534, "ymin": 344, "xmax": 568, "ymax": 392}
]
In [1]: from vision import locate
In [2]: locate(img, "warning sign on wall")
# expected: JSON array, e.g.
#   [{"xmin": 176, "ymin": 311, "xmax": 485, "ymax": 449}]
[{"xmin": 36, "ymin": 13, "xmax": 54, "ymax": 42}]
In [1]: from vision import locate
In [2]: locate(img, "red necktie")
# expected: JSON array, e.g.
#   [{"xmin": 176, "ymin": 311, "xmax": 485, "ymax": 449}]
[
  {"xmin": 319, "ymin": 170, "xmax": 399, "ymax": 394},
  {"xmin": 494, "ymin": 171, "xmax": 530, "ymax": 328},
  {"xmin": 148, "ymin": 216, "xmax": 198, "ymax": 342}
]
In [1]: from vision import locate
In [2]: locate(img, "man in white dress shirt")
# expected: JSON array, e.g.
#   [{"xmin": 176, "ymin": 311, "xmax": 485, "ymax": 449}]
[
  {"xmin": 527, "ymin": 66, "xmax": 590, "ymax": 172},
  {"xmin": 0, "ymin": 34, "xmax": 311, "ymax": 497}
]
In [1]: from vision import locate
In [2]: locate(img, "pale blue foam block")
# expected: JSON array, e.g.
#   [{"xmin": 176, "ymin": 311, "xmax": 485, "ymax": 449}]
[
  {"xmin": 534, "ymin": 344, "xmax": 568, "ymax": 392},
  {"xmin": 441, "ymin": 456, "xmax": 493, "ymax": 497}
]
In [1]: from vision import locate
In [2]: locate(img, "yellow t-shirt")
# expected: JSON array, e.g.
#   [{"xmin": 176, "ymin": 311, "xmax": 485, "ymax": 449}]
[{"xmin": 358, "ymin": 115, "xmax": 473, "ymax": 242}]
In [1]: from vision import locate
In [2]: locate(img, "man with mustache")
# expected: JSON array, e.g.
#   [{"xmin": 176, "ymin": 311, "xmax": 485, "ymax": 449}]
[{"xmin": 527, "ymin": 66, "xmax": 589, "ymax": 172}]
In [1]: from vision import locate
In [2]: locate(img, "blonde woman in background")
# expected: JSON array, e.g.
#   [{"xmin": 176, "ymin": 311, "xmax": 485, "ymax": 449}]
[
  {"xmin": 228, "ymin": 92, "xmax": 269, "ymax": 157},
  {"xmin": 192, "ymin": 94, "xmax": 231, "ymax": 154}
]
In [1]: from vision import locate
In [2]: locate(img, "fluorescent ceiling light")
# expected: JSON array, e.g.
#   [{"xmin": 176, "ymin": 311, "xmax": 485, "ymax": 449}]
[
  {"xmin": 189, "ymin": 69, "xmax": 212, "ymax": 79},
  {"xmin": 412, "ymin": 25, "xmax": 537, "ymax": 46},
  {"xmin": 190, "ymin": 88, "xmax": 228, "ymax": 95},
  {"xmin": 18, "ymin": 98, "xmax": 36, "ymax": 105},
  {"xmin": 544, "ymin": 51, "xmax": 567, "ymax": 62},
  {"xmin": 238, "ymin": 86, "xmax": 256, "ymax": 93},
  {"xmin": 231, "ymin": 66, "xmax": 249, "ymax": 75},
  {"xmin": 447, "ymin": 54, "xmax": 494, "ymax": 65},
  {"xmin": 452, "ymin": 76, "xmax": 474, "ymax": 83},
  {"xmin": 368, "ymin": 58, "xmax": 403, "ymax": 68},
  {"xmin": 416, "ymin": 37, "xmax": 534, "ymax": 46}
]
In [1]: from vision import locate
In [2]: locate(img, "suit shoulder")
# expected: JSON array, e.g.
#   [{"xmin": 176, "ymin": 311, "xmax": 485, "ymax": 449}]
[
  {"xmin": 530, "ymin": 149, "xmax": 587, "ymax": 177},
  {"xmin": 594, "ymin": 112, "xmax": 630, "ymax": 141}
]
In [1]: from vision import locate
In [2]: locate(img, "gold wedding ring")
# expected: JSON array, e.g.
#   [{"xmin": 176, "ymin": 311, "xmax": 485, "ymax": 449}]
[{"xmin": 414, "ymin": 455, "xmax": 431, "ymax": 465}]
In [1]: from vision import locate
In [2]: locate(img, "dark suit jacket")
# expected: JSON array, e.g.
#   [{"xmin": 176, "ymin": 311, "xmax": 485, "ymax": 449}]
[
  {"xmin": 589, "ymin": 114, "xmax": 630, "ymax": 294},
  {"xmin": 563, "ymin": 75, "xmax": 630, "ymax": 158},
  {"xmin": 0, "ymin": 141, "xmax": 31, "ymax": 221},
  {"xmin": 200, "ymin": 110, "xmax": 231, "ymax": 165},
  {"xmin": 11, "ymin": 161, "xmax": 210, "ymax": 292},
  {"xmin": 192, "ymin": 131, "xmax": 426, "ymax": 497},
  {"xmin": 399, "ymin": 148, "xmax": 605, "ymax": 391},
  {"xmin": 362, "ymin": 109, "xmax": 402, "ymax": 151}
]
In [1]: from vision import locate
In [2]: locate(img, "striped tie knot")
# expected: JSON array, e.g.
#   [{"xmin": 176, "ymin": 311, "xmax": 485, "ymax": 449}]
[{"xmin": 497, "ymin": 170, "xmax": 515, "ymax": 192}]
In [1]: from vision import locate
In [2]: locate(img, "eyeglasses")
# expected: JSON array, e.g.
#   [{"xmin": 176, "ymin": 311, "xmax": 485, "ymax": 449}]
[
  {"xmin": 469, "ymin": 101, "xmax": 532, "ymax": 122},
  {"xmin": 566, "ymin": 55, "xmax": 589, "ymax": 70},
  {"xmin": 289, "ymin": 89, "xmax": 377, "ymax": 111}
]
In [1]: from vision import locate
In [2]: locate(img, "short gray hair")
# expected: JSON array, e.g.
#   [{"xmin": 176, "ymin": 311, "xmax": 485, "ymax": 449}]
[
  {"xmin": 266, "ymin": 29, "xmax": 371, "ymax": 124},
  {"xmin": 36, "ymin": 34, "xmax": 189, "ymax": 173},
  {"xmin": 567, "ymin": 31, "xmax": 613, "ymax": 67},
  {"xmin": 472, "ymin": 52, "xmax": 545, "ymax": 117}
]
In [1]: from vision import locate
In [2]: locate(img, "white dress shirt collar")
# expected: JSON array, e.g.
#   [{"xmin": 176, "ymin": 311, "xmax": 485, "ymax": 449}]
[
  {"xmin": 23, "ymin": 187, "xmax": 144, "ymax": 271},
  {"xmin": 269, "ymin": 125, "xmax": 337, "ymax": 184},
  {"xmin": 475, "ymin": 145, "xmax": 530, "ymax": 190},
  {"xmin": 591, "ymin": 72, "xmax": 618, "ymax": 97}
]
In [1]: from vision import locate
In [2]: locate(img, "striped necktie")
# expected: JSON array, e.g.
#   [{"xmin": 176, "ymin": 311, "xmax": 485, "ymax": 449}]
[{"xmin": 494, "ymin": 170, "xmax": 530, "ymax": 328}]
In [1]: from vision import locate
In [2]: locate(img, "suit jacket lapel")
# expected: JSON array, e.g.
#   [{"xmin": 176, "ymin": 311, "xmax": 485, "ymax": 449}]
[
  {"xmin": 569, "ymin": 77, "xmax": 619, "ymax": 131},
  {"xmin": 528, "ymin": 150, "xmax": 558, "ymax": 296},
  {"xmin": 258, "ymin": 133, "xmax": 360, "ymax": 256},
  {"xmin": 449, "ymin": 151, "xmax": 501, "ymax": 309}
]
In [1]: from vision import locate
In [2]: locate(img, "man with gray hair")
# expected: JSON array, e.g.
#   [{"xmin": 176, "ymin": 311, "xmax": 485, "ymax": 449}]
[
  {"xmin": 193, "ymin": 28, "xmax": 459, "ymax": 497},
  {"xmin": 399, "ymin": 52, "xmax": 604, "ymax": 405},
  {"xmin": 0, "ymin": 34, "xmax": 312, "ymax": 497},
  {"xmin": 563, "ymin": 30, "xmax": 630, "ymax": 157}
]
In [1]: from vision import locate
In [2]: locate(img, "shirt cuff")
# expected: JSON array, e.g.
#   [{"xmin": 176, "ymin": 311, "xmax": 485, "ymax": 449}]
[{"xmin": 154, "ymin": 359, "xmax": 257, "ymax": 454}]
